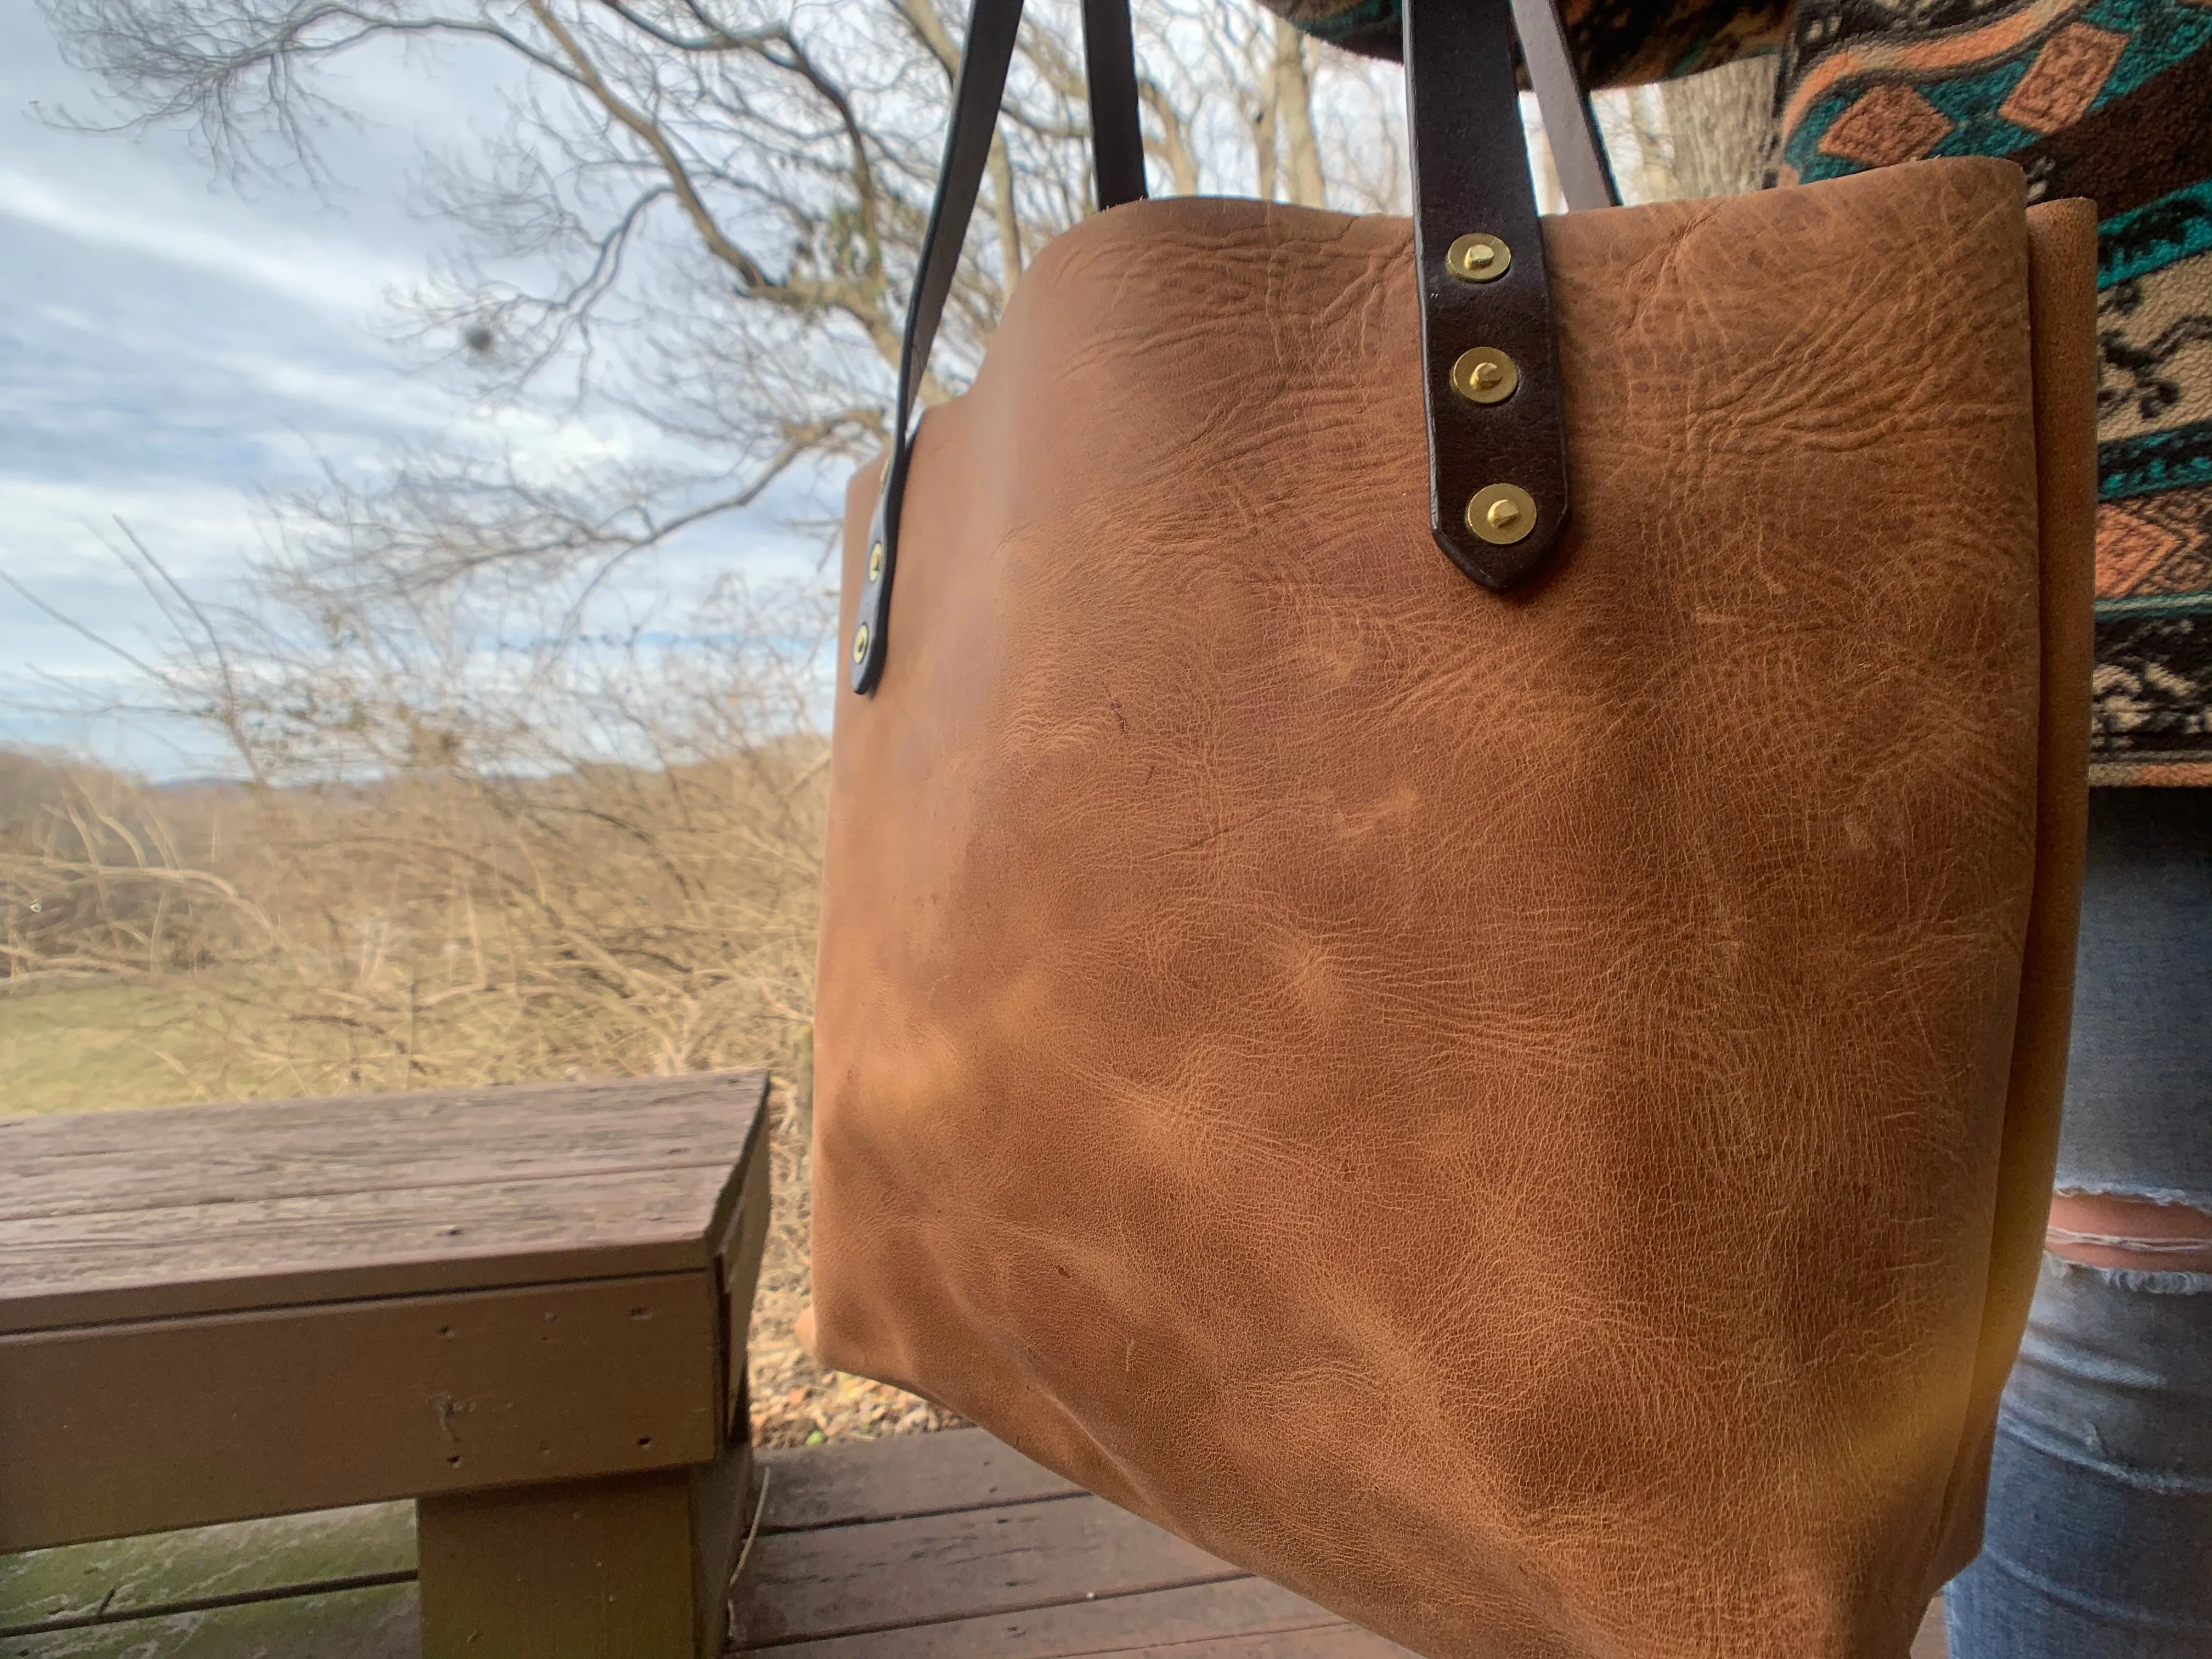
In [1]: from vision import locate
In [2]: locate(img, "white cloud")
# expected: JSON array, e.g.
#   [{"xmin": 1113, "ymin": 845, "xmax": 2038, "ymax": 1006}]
[
  {"xmin": 0, "ymin": 163, "xmax": 415, "ymax": 319},
  {"xmin": 2, "ymin": 475, "xmax": 266, "ymax": 572}
]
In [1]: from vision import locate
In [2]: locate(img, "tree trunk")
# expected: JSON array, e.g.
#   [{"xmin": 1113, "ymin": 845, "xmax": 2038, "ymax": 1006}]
[
  {"xmin": 1658, "ymin": 56, "xmax": 1779, "ymax": 199},
  {"xmin": 1521, "ymin": 94, "xmax": 1566, "ymax": 216},
  {"xmin": 1142, "ymin": 87, "xmax": 1202, "ymax": 197},
  {"xmin": 1272, "ymin": 18, "xmax": 1327, "ymax": 208},
  {"xmin": 988, "ymin": 131, "xmax": 1023, "ymax": 292},
  {"xmin": 1251, "ymin": 97, "xmax": 1278, "ymax": 202}
]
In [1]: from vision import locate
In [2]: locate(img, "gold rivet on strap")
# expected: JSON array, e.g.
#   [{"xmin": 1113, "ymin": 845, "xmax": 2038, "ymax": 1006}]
[
  {"xmin": 1445, "ymin": 234, "xmax": 1510, "ymax": 281},
  {"xmin": 851, "ymin": 622, "xmax": 871, "ymax": 664},
  {"xmin": 1450, "ymin": 346, "xmax": 1518, "ymax": 404},
  {"xmin": 867, "ymin": 540, "xmax": 885, "ymax": 580},
  {"xmin": 1467, "ymin": 483, "xmax": 1537, "ymax": 545}
]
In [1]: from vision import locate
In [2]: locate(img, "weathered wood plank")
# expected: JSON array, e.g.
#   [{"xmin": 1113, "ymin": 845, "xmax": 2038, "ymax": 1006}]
[
  {"xmin": 0, "ymin": 1167, "xmax": 732, "ymax": 1334},
  {"xmin": 1098, "ymin": 1633, "xmax": 1408, "ymax": 1657},
  {"xmin": 0, "ymin": 1074, "xmax": 767, "ymax": 1333},
  {"xmin": 0, "ymin": 1504, "xmax": 412, "ymax": 1633},
  {"xmin": 0, "ymin": 1580, "xmax": 420, "ymax": 1657},
  {"xmin": 0, "ymin": 1073, "xmax": 765, "ymax": 1218},
  {"xmin": 717, "ymin": 1140, "xmax": 774, "ymax": 1442},
  {"xmin": 740, "ymin": 1575, "xmax": 1413, "ymax": 1657},
  {"xmin": 736, "ymin": 1493, "xmax": 1239, "ymax": 1649},
  {"xmin": 419, "ymin": 1443, "xmax": 749, "ymax": 1659},
  {"xmin": 1053, "ymin": 1631, "xmax": 1403, "ymax": 1657},
  {"xmin": 759, "ymin": 1429, "xmax": 1080, "ymax": 1533},
  {"xmin": 1, "ymin": 1272, "xmax": 720, "ymax": 1552},
  {"xmin": 0, "ymin": 1070, "xmax": 770, "ymax": 1203}
]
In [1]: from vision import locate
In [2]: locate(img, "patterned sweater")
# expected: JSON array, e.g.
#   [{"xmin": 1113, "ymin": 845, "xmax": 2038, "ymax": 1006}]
[{"xmin": 1271, "ymin": 0, "xmax": 2212, "ymax": 785}]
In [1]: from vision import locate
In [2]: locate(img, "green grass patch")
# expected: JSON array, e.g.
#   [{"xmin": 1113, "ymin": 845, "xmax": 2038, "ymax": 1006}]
[{"xmin": 0, "ymin": 983, "xmax": 267, "ymax": 1118}]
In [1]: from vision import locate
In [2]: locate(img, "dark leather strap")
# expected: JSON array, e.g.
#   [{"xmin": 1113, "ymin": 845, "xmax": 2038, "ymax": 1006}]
[
  {"xmin": 1082, "ymin": 0, "xmax": 1148, "ymax": 212},
  {"xmin": 851, "ymin": 0, "xmax": 1144, "ymax": 695},
  {"xmin": 1407, "ymin": 0, "xmax": 1572, "ymax": 586},
  {"xmin": 853, "ymin": 0, "xmax": 1612, "ymax": 693}
]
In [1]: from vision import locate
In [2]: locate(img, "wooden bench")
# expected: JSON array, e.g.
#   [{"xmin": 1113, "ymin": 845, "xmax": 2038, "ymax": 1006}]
[{"xmin": 0, "ymin": 1071, "xmax": 771, "ymax": 1659}]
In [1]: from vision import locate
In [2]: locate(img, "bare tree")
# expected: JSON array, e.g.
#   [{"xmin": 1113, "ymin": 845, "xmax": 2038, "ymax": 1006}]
[{"xmin": 40, "ymin": 0, "xmax": 1400, "ymax": 619}]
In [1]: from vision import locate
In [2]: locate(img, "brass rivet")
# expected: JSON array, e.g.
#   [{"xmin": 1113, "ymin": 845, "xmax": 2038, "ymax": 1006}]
[
  {"xmin": 1449, "ymin": 346, "xmax": 1518, "ymax": 405},
  {"xmin": 851, "ymin": 622, "xmax": 871, "ymax": 664},
  {"xmin": 867, "ymin": 540, "xmax": 885, "ymax": 580},
  {"xmin": 1445, "ymin": 233, "xmax": 1511, "ymax": 282},
  {"xmin": 1467, "ymin": 483, "xmax": 1537, "ymax": 545}
]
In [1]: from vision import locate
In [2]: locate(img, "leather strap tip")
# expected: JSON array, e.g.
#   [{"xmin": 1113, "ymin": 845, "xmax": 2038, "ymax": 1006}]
[
  {"xmin": 1430, "ymin": 521, "xmax": 1566, "ymax": 591},
  {"xmin": 850, "ymin": 620, "xmax": 888, "ymax": 696}
]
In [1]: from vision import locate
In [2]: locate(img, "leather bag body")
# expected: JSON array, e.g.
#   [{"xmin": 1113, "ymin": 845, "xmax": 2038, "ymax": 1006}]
[{"xmin": 811, "ymin": 161, "xmax": 2096, "ymax": 1659}]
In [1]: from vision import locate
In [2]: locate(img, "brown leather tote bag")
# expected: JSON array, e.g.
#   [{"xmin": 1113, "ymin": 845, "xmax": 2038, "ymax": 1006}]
[{"xmin": 807, "ymin": 0, "xmax": 2097, "ymax": 1649}]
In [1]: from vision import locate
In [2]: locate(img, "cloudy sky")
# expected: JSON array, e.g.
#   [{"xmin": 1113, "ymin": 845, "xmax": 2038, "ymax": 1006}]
[{"xmin": 0, "ymin": 6, "xmax": 816, "ymax": 775}]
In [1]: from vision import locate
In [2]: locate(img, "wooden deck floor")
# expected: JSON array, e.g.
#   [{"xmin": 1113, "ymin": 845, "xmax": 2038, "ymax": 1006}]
[
  {"xmin": 733, "ymin": 1429, "xmax": 1414, "ymax": 1656},
  {"xmin": 0, "ymin": 1427, "xmax": 1951, "ymax": 1656}
]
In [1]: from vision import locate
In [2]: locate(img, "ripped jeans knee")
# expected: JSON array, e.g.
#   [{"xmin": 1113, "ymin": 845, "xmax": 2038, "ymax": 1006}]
[{"xmin": 2045, "ymin": 1190, "xmax": 2212, "ymax": 1282}]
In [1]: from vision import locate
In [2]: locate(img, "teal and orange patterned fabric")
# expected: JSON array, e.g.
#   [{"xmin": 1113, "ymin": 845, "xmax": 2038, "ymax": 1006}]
[{"xmin": 1275, "ymin": 0, "xmax": 2212, "ymax": 785}]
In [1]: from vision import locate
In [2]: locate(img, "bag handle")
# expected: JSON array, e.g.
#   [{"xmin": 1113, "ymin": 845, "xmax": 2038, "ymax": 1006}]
[
  {"xmin": 1506, "ymin": 0, "xmax": 1617, "ymax": 215},
  {"xmin": 851, "ymin": 0, "xmax": 1615, "ymax": 695}
]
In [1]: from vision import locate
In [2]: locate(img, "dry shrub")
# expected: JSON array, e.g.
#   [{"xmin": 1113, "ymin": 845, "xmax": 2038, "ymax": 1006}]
[
  {"xmin": 0, "ymin": 751, "xmax": 242, "ymax": 987},
  {"xmin": 177, "ymin": 745, "xmax": 828, "ymax": 1094},
  {"xmin": 3, "ymin": 579, "xmax": 951, "ymax": 1444}
]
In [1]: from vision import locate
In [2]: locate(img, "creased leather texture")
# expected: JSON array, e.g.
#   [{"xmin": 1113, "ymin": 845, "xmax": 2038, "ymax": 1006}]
[{"xmin": 812, "ymin": 159, "xmax": 2096, "ymax": 1659}]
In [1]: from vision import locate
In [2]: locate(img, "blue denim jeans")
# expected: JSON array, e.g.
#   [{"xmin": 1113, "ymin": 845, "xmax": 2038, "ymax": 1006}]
[{"xmin": 1946, "ymin": 789, "xmax": 2212, "ymax": 1658}]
